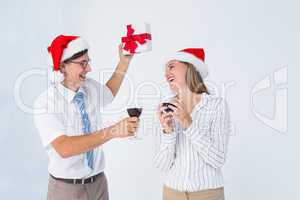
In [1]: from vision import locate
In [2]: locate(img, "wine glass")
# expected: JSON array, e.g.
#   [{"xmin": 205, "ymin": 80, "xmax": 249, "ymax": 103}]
[
  {"xmin": 127, "ymin": 107, "xmax": 143, "ymax": 140},
  {"xmin": 161, "ymin": 102, "xmax": 177, "ymax": 113}
]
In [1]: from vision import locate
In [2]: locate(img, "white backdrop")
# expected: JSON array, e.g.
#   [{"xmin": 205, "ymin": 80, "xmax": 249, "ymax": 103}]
[{"xmin": 1, "ymin": 0, "xmax": 299, "ymax": 199}]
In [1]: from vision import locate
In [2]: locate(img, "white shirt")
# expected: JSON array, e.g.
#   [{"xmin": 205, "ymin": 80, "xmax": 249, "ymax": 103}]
[
  {"xmin": 154, "ymin": 93, "xmax": 231, "ymax": 192},
  {"xmin": 34, "ymin": 78, "xmax": 114, "ymax": 179}
]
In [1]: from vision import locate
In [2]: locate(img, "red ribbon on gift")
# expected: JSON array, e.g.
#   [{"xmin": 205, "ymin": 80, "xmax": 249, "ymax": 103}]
[{"xmin": 121, "ymin": 25, "xmax": 152, "ymax": 54}]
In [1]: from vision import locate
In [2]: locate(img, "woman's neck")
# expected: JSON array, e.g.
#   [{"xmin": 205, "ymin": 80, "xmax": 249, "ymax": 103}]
[{"xmin": 177, "ymin": 90, "xmax": 202, "ymax": 113}]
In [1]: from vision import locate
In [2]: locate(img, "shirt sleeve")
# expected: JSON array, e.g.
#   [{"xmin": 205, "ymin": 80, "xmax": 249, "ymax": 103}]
[
  {"xmin": 183, "ymin": 98, "xmax": 231, "ymax": 169},
  {"xmin": 86, "ymin": 78, "xmax": 114, "ymax": 107},
  {"xmin": 33, "ymin": 99, "xmax": 65, "ymax": 148},
  {"xmin": 100, "ymin": 84, "xmax": 114, "ymax": 107},
  {"xmin": 154, "ymin": 128, "xmax": 177, "ymax": 172}
]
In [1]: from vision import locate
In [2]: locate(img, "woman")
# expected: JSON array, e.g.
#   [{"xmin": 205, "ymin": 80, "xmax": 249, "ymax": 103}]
[{"xmin": 154, "ymin": 48, "xmax": 231, "ymax": 200}]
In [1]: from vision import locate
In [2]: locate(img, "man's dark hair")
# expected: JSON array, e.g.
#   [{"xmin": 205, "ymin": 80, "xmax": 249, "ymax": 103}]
[{"xmin": 63, "ymin": 49, "xmax": 88, "ymax": 63}]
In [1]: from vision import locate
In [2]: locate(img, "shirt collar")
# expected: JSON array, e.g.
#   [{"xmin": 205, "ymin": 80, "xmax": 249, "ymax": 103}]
[
  {"xmin": 56, "ymin": 82, "xmax": 87, "ymax": 103},
  {"xmin": 191, "ymin": 92, "xmax": 209, "ymax": 114}
]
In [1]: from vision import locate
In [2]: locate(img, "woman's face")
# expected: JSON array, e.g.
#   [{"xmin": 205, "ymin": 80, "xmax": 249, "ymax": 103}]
[
  {"xmin": 165, "ymin": 60, "xmax": 188, "ymax": 93},
  {"xmin": 61, "ymin": 53, "xmax": 91, "ymax": 84}
]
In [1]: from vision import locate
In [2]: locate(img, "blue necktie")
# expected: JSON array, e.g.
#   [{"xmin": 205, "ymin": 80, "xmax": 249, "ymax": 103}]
[{"xmin": 73, "ymin": 91, "xmax": 94, "ymax": 169}]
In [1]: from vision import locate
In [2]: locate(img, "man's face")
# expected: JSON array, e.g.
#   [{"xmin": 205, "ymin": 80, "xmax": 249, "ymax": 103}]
[{"xmin": 61, "ymin": 53, "xmax": 91, "ymax": 83}]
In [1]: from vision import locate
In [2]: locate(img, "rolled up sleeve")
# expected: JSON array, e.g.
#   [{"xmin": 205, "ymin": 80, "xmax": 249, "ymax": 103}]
[
  {"xmin": 33, "ymin": 100, "xmax": 65, "ymax": 148},
  {"xmin": 154, "ymin": 130, "xmax": 177, "ymax": 172}
]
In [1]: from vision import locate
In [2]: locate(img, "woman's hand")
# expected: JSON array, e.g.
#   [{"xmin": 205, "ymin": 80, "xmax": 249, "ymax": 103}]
[
  {"xmin": 118, "ymin": 44, "xmax": 133, "ymax": 65},
  {"xmin": 168, "ymin": 99, "xmax": 192, "ymax": 130},
  {"xmin": 156, "ymin": 104, "xmax": 174, "ymax": 134}
]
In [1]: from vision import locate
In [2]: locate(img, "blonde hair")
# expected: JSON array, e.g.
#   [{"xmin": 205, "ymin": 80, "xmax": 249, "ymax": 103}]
[{"xmin": 183, "ymin": 62, "xmax": 209, "ymax": 94}]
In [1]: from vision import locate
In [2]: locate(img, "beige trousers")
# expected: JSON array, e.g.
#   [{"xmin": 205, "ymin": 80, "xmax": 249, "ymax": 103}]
[
  {"xmin": 163, "ymin": 186, "xmax": 224, "ymax": 200},
  {"xmin": 47, "ymin": 174, "xmax": 109, "ymax": 200}
]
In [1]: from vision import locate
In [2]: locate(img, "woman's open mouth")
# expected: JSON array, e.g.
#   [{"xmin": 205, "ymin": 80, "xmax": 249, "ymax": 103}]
[
  {"xmin": 79, "ymin": 74, "xmax": 86, "ymax": 80},
  {"xmin": 167, "ymin": 76, "xmax": 175, "ymax": 83}
]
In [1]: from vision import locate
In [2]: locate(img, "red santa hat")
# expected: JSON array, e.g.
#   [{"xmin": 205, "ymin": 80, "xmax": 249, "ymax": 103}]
[
  {"xmin": 47, "ymin": 35, "xmax": 89, "ymax": 71},
  {"xmin": 165, "ymin": 48, "xmax": 208, "ymax": 79}
]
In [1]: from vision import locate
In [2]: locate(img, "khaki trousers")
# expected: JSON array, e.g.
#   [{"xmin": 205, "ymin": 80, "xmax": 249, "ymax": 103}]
[
  {"xmin": 163, "ymin": 186, "xmax": 224, "ymax": 200},
  {"xmin": 47, "ymin": 174, "xmax": 109, "ymax": 200}
]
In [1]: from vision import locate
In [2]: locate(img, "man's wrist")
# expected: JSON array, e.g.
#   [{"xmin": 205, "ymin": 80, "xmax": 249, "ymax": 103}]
[
  {"xmin": 119, "ymin": 59, "xmax": 130, "ymax": 68},
  {"xmin": 100, "ymin": 126, "xmax": 116, "ymax": 140}
]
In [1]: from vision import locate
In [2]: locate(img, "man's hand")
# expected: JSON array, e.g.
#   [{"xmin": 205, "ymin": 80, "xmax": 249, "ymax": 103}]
[
  {"xmin": 118, "ymin": 44, "xmax": 133, "ymax": 65},
  {"xmin": 110, "ymin": 117, "xmax": 140, "ymax": 138}
]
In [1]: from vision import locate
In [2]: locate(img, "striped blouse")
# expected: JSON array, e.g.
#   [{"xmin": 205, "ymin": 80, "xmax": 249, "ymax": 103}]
[{"xmin": 154, "ymin": 93, "xmax": 231, "ymax": 192}]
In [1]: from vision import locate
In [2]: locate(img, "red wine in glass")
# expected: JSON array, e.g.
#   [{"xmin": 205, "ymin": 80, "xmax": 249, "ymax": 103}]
[
  {"xmin": 127, "ymin": 108, "xmax": 143, "ymax": 118},
  {"xmin": 162, "ymin": 103, "xmax": 177, "ymax": 113}
]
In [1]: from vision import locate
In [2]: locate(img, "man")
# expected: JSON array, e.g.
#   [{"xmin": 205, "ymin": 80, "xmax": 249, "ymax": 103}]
[{"xmin": 34, "ymin": 35, "xmax": 139, "ymax": 200}]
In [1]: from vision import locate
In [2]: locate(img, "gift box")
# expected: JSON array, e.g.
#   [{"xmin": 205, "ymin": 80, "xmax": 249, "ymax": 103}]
[{"xmin": 121, "ymin": 23, "xmax": 152, "ymax": 55}]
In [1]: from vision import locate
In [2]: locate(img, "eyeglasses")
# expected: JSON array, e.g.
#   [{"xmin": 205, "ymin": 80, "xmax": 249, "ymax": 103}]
[{"xmin": 69, "ymin": 59, "xmax": 91, "ymax": 69}]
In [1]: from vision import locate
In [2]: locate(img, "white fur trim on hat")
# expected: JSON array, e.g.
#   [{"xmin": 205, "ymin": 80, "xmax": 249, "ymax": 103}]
[
  {"xmin": 165, "ymin": 51, "xmax": 209, "ymax": 79},
  {"xmin": 61, "ymin": 37, "xmax": 89, "ymax": 62}
]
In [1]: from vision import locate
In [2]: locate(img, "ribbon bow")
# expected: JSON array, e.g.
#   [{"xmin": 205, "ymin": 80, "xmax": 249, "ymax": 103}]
[{"xmin": 121, "ymin": 25, "xmax": 152, "ymax": 54}]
